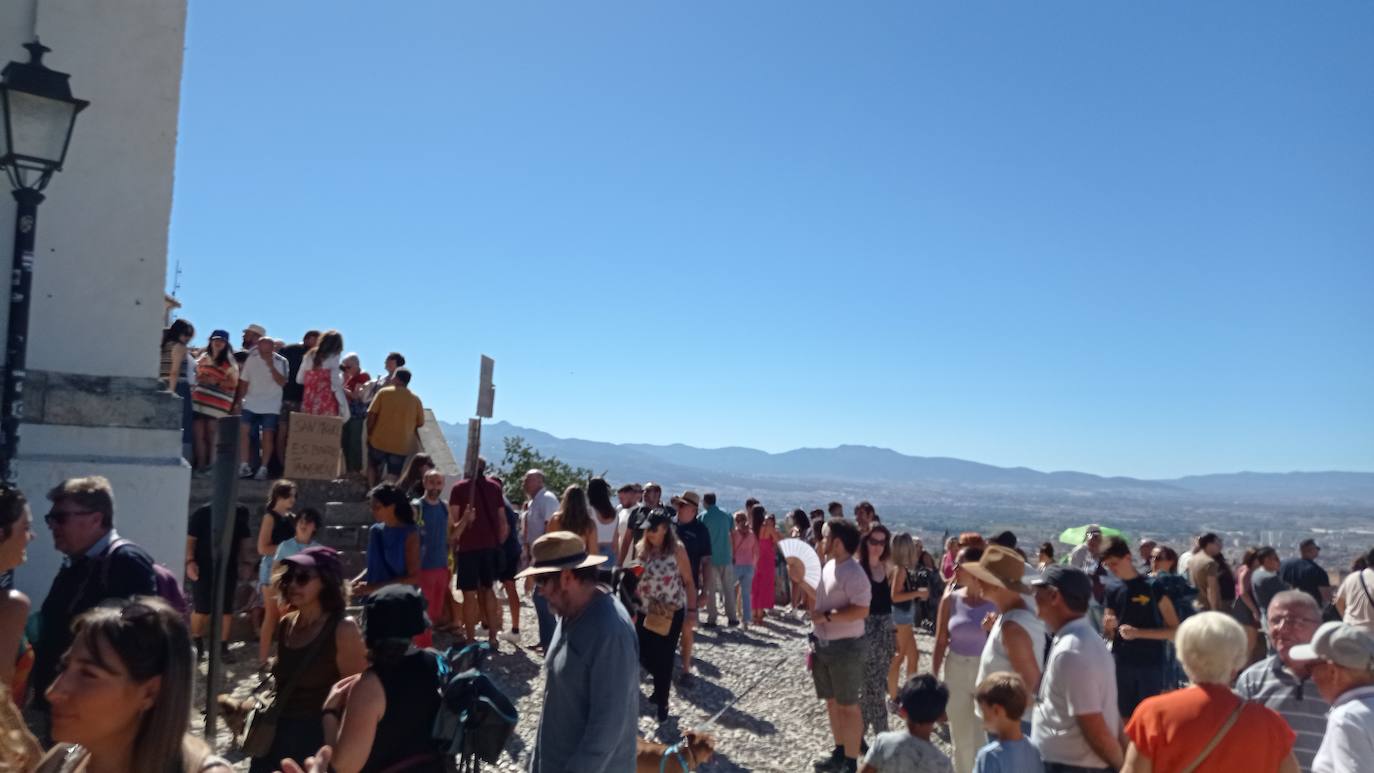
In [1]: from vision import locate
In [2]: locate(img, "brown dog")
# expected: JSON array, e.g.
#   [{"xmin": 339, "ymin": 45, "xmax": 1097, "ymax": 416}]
[
  {"xmin": 635, "ymin": 730, "xmax": 717, "ymax": 772},
  {"xmin": 216, "ymin": 694, "xmax": 253, "ymax": 738}
]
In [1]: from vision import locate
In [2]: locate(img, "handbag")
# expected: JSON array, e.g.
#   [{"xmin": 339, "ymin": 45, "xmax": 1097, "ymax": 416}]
[
  {"xmin": 1178, "ymin": 698, "xmax": 1247, "ymax": 773},
  {"xmin": 240, "ymin": 614, "xmax": 338, "ymax": 757},
  {"xmin": 643, "ymin": 598, "xmax": 678, "ymax": 637}
]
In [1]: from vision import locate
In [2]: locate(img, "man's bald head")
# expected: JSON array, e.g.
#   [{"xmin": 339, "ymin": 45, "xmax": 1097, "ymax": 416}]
[{"xmin": 523, "ymin": 470, "xmax": 545, "ymax": 497}]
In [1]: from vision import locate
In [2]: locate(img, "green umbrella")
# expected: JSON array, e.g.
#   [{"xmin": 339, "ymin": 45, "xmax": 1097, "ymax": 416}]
[{"xmin": 1058, "ymin": 524, "xmax": 1127, "ymax": 546}]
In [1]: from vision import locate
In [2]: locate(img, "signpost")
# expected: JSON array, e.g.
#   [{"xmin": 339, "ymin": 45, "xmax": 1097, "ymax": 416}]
[
  {"xmin": 205, "ymin": 414, "xmax": 240, "ymax": 742},
  {"xmin": 465, "ymin": 356, "xmax": 494, "ymax": 479}
]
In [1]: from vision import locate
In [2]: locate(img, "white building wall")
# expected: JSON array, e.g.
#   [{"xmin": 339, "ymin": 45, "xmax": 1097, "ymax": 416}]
[{"xmin": 0, "ymin": 0, "xmax": 190, "ymax": 600}]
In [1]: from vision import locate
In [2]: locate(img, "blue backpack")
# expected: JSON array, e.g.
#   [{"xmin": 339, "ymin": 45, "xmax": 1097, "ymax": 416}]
[{"xmin": 431, "ymin": 642, "xmax": 518, "ymax": 765}]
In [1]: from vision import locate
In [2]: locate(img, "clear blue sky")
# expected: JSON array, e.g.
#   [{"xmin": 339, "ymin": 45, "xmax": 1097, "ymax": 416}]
[{"xmin": 168, "ymin": 1, "xmax": 1374, "ymax": 479}]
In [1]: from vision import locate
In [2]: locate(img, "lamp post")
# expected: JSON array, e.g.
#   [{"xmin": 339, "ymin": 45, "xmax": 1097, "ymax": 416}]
[{"xmin": 0, "ymin": 40, "xmax": 87, "ymax": 482}]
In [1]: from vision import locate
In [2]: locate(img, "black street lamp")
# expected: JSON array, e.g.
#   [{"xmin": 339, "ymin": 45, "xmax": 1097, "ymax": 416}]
[{"xmin": 0, "ymin": 40, "xmax": 87, "ymax": 481}]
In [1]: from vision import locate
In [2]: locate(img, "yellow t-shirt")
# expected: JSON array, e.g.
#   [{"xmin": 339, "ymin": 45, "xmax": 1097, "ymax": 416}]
[{"xmin": 366, "ymin": 385, "xmax": 424, "ymax": 455}]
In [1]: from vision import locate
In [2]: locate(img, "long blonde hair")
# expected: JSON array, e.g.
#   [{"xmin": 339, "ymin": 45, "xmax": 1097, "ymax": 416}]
[{"xmin": 890, "ymin": 532, "xmax": 918, "ymax": 572}]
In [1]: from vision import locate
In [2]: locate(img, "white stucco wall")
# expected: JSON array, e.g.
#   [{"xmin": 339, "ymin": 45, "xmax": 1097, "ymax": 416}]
[
  {"xmin": 0, "ymin": 0, "xmax": 185, "ymax": 380},
  {"xmin": 0, "ymin": 0, "xmax": 190, "ymax": 600}
]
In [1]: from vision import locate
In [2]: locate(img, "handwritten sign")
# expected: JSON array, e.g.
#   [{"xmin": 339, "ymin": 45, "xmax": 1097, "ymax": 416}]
[{"xmin": 284, "ymin": 413, "xmax": 343, "ymax": 480}]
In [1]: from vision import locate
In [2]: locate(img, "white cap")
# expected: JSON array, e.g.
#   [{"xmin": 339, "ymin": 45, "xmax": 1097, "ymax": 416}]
[{"xmin": 1288, "ymin": 621, "xmax": 1374, "ymax": 672}]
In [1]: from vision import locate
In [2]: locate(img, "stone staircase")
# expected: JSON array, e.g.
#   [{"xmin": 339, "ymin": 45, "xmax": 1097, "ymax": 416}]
[{"xmin": 184, "ymin": 409, "xmax": 463, "ymax": 642}]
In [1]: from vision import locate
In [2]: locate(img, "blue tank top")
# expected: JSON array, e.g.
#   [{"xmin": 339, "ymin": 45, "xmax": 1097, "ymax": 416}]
[{"xmin": 366, "ymin": 523, "xmax": 417, "ymax": 583}]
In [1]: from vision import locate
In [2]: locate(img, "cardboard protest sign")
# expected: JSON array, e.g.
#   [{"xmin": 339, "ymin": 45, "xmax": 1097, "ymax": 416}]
[{"xmin": 284, "ymin": 412, "xmax": 343, "ymax": 480}]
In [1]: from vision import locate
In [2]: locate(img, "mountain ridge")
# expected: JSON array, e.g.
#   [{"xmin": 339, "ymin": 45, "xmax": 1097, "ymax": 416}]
[{"xmin": 440, "ymin": 420, "xmax": 1374, "ymax": 505}]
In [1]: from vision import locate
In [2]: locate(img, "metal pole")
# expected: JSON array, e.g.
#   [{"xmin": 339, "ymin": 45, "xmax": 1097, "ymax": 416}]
[
  {"xmin": 1, "ymin": 188, "xmax": 43, "ymax": 482},
  {"xmin": 204, "ymin": 414, "xmax": 240, "ymax": 742}
]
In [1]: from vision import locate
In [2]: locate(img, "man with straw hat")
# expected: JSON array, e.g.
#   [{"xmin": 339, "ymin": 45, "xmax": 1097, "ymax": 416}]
[{"xmin": 519, "ymin": 531, "xmax": 638, "ymax": 773}]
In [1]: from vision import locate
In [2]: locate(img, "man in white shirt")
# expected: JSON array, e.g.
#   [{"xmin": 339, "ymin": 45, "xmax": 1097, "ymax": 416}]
[
  {"xmin": 1067, "ymin": 526, "xmax": 1102, "ymax": 571},
  {"xmin": 1031, "ymin": 566, "xmax": 1124, "ymax": 773},
  {"xmin": 236, "ymin": 336, "xmax": 288, "ymax": 480},
  {"xmin": 614, "ymin": 482, "xmax": 641, "ymax": 559},
  {"xmin": 522, "ymin": 469, "xmax": 562, "ymax": 651},
  {"xmin": 1288, "ymin": 620, "xmax": 1374, "ymax": 773}
]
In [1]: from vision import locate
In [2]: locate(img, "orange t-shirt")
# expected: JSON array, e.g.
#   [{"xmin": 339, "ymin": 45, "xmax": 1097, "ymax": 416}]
[{"xmin": 1125, "ymin": 684, "xmax": 1295, "ymax": 772}]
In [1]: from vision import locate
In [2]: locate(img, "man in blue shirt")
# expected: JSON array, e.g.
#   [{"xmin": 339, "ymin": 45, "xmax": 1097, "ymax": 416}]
[
  {"xmin": 415, "ymin": 469, "xmax": 451, "ymax": 637},
  {"xmin": 520, "ymin": 531, "xmax": 638, "ymax": 773},
  {"xmin": 699, "ymin": 492, "xmax": 737, "ymax": 628}
]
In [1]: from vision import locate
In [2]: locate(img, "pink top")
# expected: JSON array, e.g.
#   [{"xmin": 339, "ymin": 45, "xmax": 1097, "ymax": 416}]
[
  {"xmin": 814, "ymin": 557, "xmax": 872, "ymax": 641},
  {"xmin": 940, "ymin": 551, "xmax": 957, "ymax": 581},
  {"xmin": 733, "ymin": 531, "xmax": 759, "ymax": 567}
]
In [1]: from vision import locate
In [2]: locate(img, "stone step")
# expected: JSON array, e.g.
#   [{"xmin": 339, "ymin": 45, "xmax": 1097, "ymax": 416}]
[
  {"xmin": 318, "ymin": 525, "xmax": 369, "ymax": 551},
  {"xmin": 188, "ymin": 476, "xmax": 369, "ymax": 511},
  {"xmin": 326, "ymin": 501, "xmax": 373, "ymax": 527}
]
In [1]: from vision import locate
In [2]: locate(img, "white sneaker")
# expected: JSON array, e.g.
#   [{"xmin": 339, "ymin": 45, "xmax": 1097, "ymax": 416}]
[
  {"xmin": 238, "ymin": 463, "xmax": 253, "ymax": 479},
  {"xmin": 497, "ymin": 630, "xmax": 520, "ymax": 644},
  {"xmin": 253, "ymin": 467, "xmax": 268, "ymax": 481}
]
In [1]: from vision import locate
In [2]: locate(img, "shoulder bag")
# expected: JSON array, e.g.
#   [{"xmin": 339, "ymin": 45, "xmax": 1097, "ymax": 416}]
[
  {"xmin": 1178, "ymin": 698, "xmax": 1247, "ymax": 773},
  {"xmin": 240, "ymin": 614, "xmax": 338, "ymax": 758}
]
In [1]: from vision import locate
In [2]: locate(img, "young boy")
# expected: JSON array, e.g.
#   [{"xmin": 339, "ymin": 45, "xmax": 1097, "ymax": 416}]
[
  {"xmin": 861, "ymin": 674, "xmax": 955, "ymax": 773},
  {"xmin": 973, "ymin": 671, "xmax": 1044, "ymax": 773}
]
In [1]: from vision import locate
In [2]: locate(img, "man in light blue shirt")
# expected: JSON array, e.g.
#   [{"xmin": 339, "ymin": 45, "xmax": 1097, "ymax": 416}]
[
  {"xmin": 1288, "ymin": 620, "xmax": 1374, "ymax": 773},
  {"xmin": 699, "ymin": 492, "xmax": 737, "ymax": 627}
]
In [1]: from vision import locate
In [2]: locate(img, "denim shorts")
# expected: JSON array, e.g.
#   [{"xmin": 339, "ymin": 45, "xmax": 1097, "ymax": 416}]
[
  {"xmin": 368, "ymin": 445, "xmax": 407, "ymax": 474},
  {"xmin": 241, "ymin": 409, "xmax": 280, "ymax": 432},
  {"xmin": 892, "ymin": 602, "xmax": 915, "ymax": 626}
]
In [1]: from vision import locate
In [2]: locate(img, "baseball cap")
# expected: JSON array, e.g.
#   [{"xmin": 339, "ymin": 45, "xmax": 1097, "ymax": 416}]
[
  {"xmin": 1031, "ymin": 565, "xmax": 1093, "ymax": 609},
  {"xmin": 208, "ymin": 329, "xmax": 231, "ymax": 342},
  {"xmin": 1288, "ymin": 621, "xmax": 1374, "ymax": 672},
  {"xmin": 1300, "ymin": 538, "xmax": 1319, "ymax": 550},
  {"xmin": 280, "ymin": 545, "xmax": 341, "ymax": 577}
]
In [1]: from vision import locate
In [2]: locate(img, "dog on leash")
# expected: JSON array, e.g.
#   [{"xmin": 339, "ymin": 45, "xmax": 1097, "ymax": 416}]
[
  {"xmin": 216, "ymin": 694, "xmax": 253, "ymax": 738},
  {"xmin": 635, "ymin": 730, "xmax": 717, "ymax": 772}
]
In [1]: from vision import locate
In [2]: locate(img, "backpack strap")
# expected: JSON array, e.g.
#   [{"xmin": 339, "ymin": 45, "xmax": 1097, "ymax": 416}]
[{"xmin": 1358, "ymin": 569, "xmax": 1374, "ymax": 609}]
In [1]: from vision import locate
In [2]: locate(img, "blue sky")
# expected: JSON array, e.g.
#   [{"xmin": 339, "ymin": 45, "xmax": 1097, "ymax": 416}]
[{"xmin": 168, "ymin": 1, "xmax": 1374, "ymax": 479}]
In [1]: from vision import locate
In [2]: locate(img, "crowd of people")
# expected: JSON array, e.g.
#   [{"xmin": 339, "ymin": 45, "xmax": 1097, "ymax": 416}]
[
  {"xmin": 1, "ymin": 458, "xmax": 1373, "ymax": 773},
  {"xmin": 161, "ymin": 321, "xmax": 425, "ymax": 484}
]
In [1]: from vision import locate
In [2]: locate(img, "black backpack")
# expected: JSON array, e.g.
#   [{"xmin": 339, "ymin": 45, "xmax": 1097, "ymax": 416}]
[{"xmin": 431, "ymin": 643, "xmax": 518, "ymax": 766}]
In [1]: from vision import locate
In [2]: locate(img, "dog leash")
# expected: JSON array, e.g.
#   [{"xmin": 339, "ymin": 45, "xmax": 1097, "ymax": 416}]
[{"xmin": 701, "ymin": 650, "xmax": 794, "ymax": 728}]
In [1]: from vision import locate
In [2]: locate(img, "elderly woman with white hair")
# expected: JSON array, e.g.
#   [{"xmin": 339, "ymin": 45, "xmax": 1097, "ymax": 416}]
[
  {"xmin": 340, "ymin": 352, "xmax": 371, "ymax": 475},
  {"xmin": 1122, "ymin": 611, "xmax": 1300, "ymax": 772}
]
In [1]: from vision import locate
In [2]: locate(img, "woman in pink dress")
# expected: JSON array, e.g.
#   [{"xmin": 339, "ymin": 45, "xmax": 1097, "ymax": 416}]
[{"xmin": 750, "ymin": 505, "xmax": 779, "ymax": 624}]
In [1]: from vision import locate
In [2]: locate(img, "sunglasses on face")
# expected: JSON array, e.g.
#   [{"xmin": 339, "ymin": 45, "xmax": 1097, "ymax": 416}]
[
  {"xmin": 867, "ymin": 538, "xmax": 887, "ymax": 546},
  {"xmin": 44, "ymin": 509, "xmax": 98, "ymax": 526},
  {"xmin": 282, "ymin": 570, "xmax": 317, "ymax": 586}
]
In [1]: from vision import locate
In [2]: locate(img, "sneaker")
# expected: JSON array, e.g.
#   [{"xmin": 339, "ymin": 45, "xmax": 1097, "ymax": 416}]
[
  {"xmin": 253, "ymin": 466, "xmax": 268, "ymax": 481},
  {"xmin": 238, "ymin": 463, "xmax": 254, "ymax": 479},
  {"xmin": 497, "ymin": 630, "xmax": 520, "ymax": 644},
  {"xmin": 886, "ymin": 696, "xmax": 901, "ymax": 714},
  {"xmin": 727, "ymin": 619, "xmax": 739, "ymax": 627}
]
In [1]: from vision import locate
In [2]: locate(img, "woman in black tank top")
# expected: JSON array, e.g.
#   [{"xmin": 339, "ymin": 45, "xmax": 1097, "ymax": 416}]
[
  {"xmin": 323, "ymin": 585, "xmax": 444, "ymax": 773},
  {"xmin": 859, "ymin": 525, "xmax": 896, "ymax": 738}
]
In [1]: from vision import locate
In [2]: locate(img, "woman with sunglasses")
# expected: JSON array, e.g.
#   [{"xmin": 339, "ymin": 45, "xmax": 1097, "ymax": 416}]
[
  {"xmin": 635, "ymin": 511, "xmax": 695, "ymax": 722},
  {"xmin": 886, "ymin": 533, "xmax": 929, "ymax": 712},
  {"xmin": 858, "ymin": 524, "xmax": 895, "ymax": 741},
  {"xmin": 189, "ymin": 330, "xmax": 239, "ymax": 474},
  {"xmin": 250, "ymin": 546, "xmax": 368, "ymax": 773},
  {"xmin": 38, "ymin": 597, "xmax": 231, "ymax": 773}
]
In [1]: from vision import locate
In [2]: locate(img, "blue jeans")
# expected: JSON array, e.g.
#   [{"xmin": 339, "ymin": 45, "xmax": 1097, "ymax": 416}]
[
  {"xmin": 533, "ymin": 587, "xmax": 556, "ymax": 650},
  {"xmin": 734, "ymin": 564, "xmax": 755, "ymax": 620}
]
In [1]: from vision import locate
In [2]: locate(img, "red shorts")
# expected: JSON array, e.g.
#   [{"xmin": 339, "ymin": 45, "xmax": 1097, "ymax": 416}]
[{"xmin": 419, "ymin": 567, "xmax": 451, "ymax": 632}]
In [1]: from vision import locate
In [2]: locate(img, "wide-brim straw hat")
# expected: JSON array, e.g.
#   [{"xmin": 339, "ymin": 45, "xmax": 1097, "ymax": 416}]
[
  {"xmin": 515, "ymin": 530, "xmax": 608, "ymax": 579},
  {"xmin": 961, "ymin": 545, "xmax": 1030, "ymax": 594}
]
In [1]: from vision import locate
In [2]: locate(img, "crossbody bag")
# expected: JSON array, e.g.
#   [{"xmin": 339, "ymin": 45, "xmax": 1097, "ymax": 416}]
[{"xmin": 1178, "ymin": 699, "xmax": 1247, "ymax": 773}]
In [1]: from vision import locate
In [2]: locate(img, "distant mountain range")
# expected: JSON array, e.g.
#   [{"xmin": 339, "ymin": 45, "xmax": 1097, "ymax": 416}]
[{"xmin": 439, "ymin": 420, "xmax": 1374, "ymax": 508}]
